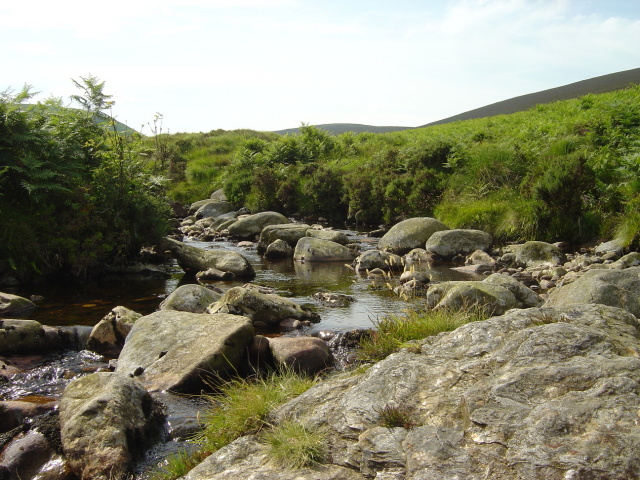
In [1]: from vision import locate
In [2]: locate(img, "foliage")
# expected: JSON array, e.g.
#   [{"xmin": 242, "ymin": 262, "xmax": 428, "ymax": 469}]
[
  {"xmin": 375, "ymin": 404, "xmax": 416, "ymax": 429},
  {"xmin": 261, "ymin": 420, "xmax": 326, "ymax": 469},
  {"xmin": 358, "ymin": 307, "xmax": 487, "ymax": 361},
  {"xmin": 0, "ymin": 77, "xmax": 169, "ymax": 281}
]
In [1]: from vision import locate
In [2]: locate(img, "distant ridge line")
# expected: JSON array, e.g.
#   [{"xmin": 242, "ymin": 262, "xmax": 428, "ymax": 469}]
[{"xmin": 273, "ymin": 68, "xmax": 640, "ymax": 135}]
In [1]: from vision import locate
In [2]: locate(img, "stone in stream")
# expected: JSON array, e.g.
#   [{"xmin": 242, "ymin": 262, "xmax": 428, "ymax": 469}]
[
  {"xmin": 264, "ymin": 239, "xmax": 294, "ymax": 259},
  {"xmin": 159, "ymin": 284, "xmax": 222, "ymax": 314},
  {"xmin": 0, "ymin": 319, "xmax": 47, "ymax": 355},
  {"xmin": 227, "ymin": 211, "xmax": 291, "ymax": 240},
  {"xmin": 512, "ymin": 240, "xmax": 567, "ymax": 268},
  {"xmin": 353, "ymin": 249, "xmax": 403, "ymax": 273},
  {"xmin": 194, "ymin": 200, "xmax": 236, "ymax": 219},
  {"xmin": 0, "ymin": 292, "xmax": 37, "ymax": 318},
  {"xmin": 256, "ymin": 223, "xmax": 311, "ymax": 254},
  {"xmin": 293, "ymin": 237, "xmax": 354, "ymax": 263},
  {"xmin": 268, "ymin": 336, "xmax": 333, "ymax": 375},
  {"xmin": 378, "ymin": 217, "xmax": 449, "ymax": 255},
  {"xmin": 59, "ymin": 372, "xmax": 165, "ymax": 480},
  {"xmin": 305, "ymin": 228, "xmax": 350, "ymax": 245},
  {"xmin": 162, "ymin": 237, "xmax": 255, "ymax": 279},
  {"xmin": 86, "ymin": 305, "xmax": 142, "ymax": 358},
  {"xmin": 116, "ymin": 311, "xmax": 254, "ymax": 392},
  {"xmin": 424, "ymin": 228, "xmax": 493, "ymax": 259}
]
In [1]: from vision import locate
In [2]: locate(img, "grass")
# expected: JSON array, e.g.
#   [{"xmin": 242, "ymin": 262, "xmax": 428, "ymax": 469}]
[
  {"xmin": 359, "ymin": 307, "xmax": 487, "ymax": 362},
  {"xmin": 261, "ymin": 420, "xmax": 326, "ymax": 469},
  {"xmin": 150, "ymin": 368, "xmax": 316, "ymax": 480},
  {"xmin": 375, "ymin": 404, "xmax": 416, "ymax": 429}
]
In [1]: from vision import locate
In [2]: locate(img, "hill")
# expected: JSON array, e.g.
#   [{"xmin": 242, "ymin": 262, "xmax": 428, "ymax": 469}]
[{"xmin": 273, "ymin": 68, "xmax": 640, "ymax": 135}]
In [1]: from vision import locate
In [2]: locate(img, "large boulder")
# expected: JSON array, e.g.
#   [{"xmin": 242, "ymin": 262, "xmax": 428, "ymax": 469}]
[
  {"xmin": 269, "ymin": 336, "xmax": 333, "ymax": 375},
  {"xmin": 59, "ymin": 372, "xmax": 164, "ymax": 480},
  {"xmin": 0, "ymin": 293, "xmax": 37, "ymax": 318},
  {"xmin": 0, "ymin": 319, "xmax": 47, "ymax": 354},
  {"xmin": 483, "ymin": 273, "xmax": 544, "ymax": 308},
  {"xmin": 194, "ymin": 200, "xmax": 236, "ymax": 219},
  {"xmin": 378, "ymin": 217, "xmax": 449, "ymax": 255},
  {"xmin": 306, "ymin": 229, "xmax": 350, "ymax": 245},
  {"xmin": 353, "ymin": 249, "xmax": 403, "ymax": 273},
  {"xmin": 206, "ymin": 286, "xmax": 320, "ymax": 326},
  {"xmin": 86, "ymin": 306, "xmax": 142, "ymax": 357},
  {"xmin": 426, "ymin": 281, "xmax": 519, "ymax": 315},
  {"xmin": 293, "ymin": 237, "xmax": 354, "ymax": 263},
  {"xmin": 425, "ymin": 229, "xmax": 493, "ymax": 259},
  {"xmin": 546, "ymin": 266, "xmax": 640, "ymax": 318},
  {"xmin": 513, "ymin": 241, "xmax": 567, "ymax": 268},
  {"xmin": 162, "ymin": 237, "xmax": 255, "ymax": 279},
  {"xmin": 272, "ymin": 304, "xmax": 640, "ymax": 479},
  {"xmin": 256, "ymin": 223, "xmax": 311, "ymax": 254},
  {"xmin": 116, "ymin": 311, "xmax": 254, "ymax": 392},
  {"xmin": 227, "ymin": 211, "xmax": 291, "ymax": 240},
  {"xmin": 264, "ymin": 239, "xmax": 294, "ymax": 259},
  {"xmin": 159, "ymin": 284, "xmax": 222, "ymax": 313}
]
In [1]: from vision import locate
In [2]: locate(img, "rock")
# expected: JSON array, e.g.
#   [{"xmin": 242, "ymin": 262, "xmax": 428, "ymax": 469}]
[
  {"xmin": 42, "ymin": 325, "xmax": 92, "ymax": 352},
  {"xmin": 546, "ymin": 266, "xmax": 640, "ymax": 318},
  {"xmin": 264, "ymin": 239, "xmax": 294, "ymax": 259},
  {"xmin": 0, "ymin": 400, "xmax": 57, "ymax": 434},
  {"xmin": 0, "ymin": 293, "xmax": 37, "ymax": 318},
  {"xmin": 116, "ymin": 311, "xmax": 254, "ymax": 392},
  {"xmin": 465, "ymin": 249, "xmax": 497, "ymax": 267},
  {"xmin": 180, "ymin": 434, "xmax": 362, "ymax": 480},
  {"xmin": 159, "ymin": 284, "xmax": 222, "ymax": 314},
  {"xmin": 483, "ymin": 273, "xmax": 544, "ymax": 308},
  {"xmin": 398, "ymin": 270, "xmax": 431, "ymax": 284},
  {"xmin": 194, "ymin": 201, "xmax": 236, "ymax": 219},
  {"xmin": 594, "ymin": 239, "xmax": 625, "ymax": 256},
  {"xmin": 0, "ymin": 430, "xmax": 56, "ymax": 480},
  {"xmin": 210, "ymin": 188, "xmax": 228, "ymax": 202},
  {"xmin": 306, "ymin": 229, "xmax": 350, "ymax": 245},
  {"xmin": 353, "ymin": 249, "xmax": 403, "ymax": 273},
  {"xmin": 206, "ymin": 286, "xmax": 320, "ymax": 326},
  {"xmin": 86, "ymin": 306, "xmax": 142, "ymax": 358},
  {"xmin": 313, "ymin": 292, "xmax": 355, "ymax": 307},
  {"xmin": 0, "ymin": 319, "xmax": 47, "ymax": 355},
  {"xmin": 293, "ymin": 237, "xmax": 354, "ymax": 263},
  {"xmin": 269, "ymin": 337, "xmax": 333, "ymax": 375},
  {"xmin": 378, "ymin": 217, "xmax": 449, "ymax": 255},
  {"xmin": 256, "ymin": 223, "xmax": 311, "ymax": 254},
  {"xmin": 609, "ymin": 251, "xmax": 640, "ymax": 269},
  {"xmin": 513, "ymin": 241, "xmax": 567, "ymax": 268},
  {"xmin": 247, "ymin": 335, "xmax": 273, "ymax": 371},
  {"xmin": 273, "ymin": 304, "xmax": 640, "ymax": 480},
  {"xmin": 162, "ymin": 237, "xmax": 255, "ymax": 279},
  {"xmin": 227, "ymin": 211, "xmax": 291, "ymax": 240},
  {"xmin": 426, "ymin": 281, "xmax": 519, "ymax": 315},
  {"xmin": 425, "ymin": 229, "xmax": 493, "ymax": 259},
  {"xmin": 403, "ymin": 248, "xmax": 434, "ymax": 270},
  {"xmin": 196, "ymin": 267, "xmax": 235, "ymax": 281},
  {"xmin": 188, "ymin": 199, "xmax": 216, "ymax": 215},
  {"xmin": 59, "ymin": 372, "xmax": 164, "ymax": 480}
]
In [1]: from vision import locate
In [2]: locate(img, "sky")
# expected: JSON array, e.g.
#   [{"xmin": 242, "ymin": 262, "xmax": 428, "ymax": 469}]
[{"xmin": 2, "ymin": 0, "xmax": 639, "ymax": 133}]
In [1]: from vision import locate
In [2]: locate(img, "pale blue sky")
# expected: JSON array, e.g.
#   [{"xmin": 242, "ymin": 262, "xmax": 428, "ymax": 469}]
[{"xmin": 2, "ymin": 0, "xmax": 639, "ymax": 133}]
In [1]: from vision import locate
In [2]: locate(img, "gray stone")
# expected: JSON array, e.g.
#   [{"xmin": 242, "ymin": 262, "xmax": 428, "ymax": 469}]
[
  {"xmin": 162, "ymin": 237, "xmax": 255, "ymax": 279},
  {"xmin": 264, "ymin": 239, "xmax": 294, "ymax": 259},
  {"xmin": 546, "ymin": 266, "xmax": 640, "ymax": 318},
  {"xmin": 256, "ymin": 223, "xmax": 311, "ymax": 254},
  {"xmin": 194, "ymin": 201, "xmax": 236, "ymax": 219},
  {"xmin": 269, "ymin": 336, "xmax": 333, "ymax": 374},
  {"xmin": 425, "ymin": 229, "xmax": 493, "ymax": 258},
  {"xmin": 594, "ymin": 239, "xmax": 625, "ymax": 256},
  {"xmin": 116, "ymin": 311, "xmax": 254, "ymax": 392},
  {"xmin": 608, "ymin": 251, "xmax": 640, "ymax": 269},
  {"xmin": 483, "ymin": 273, "xmax": 544, "ymax": 308},
  {"xmin": 86, "ymin": 306, "xmax": 142, "ymax": 358},
  {"xmin": 353, "ymin": 249, "xmax": 403, "ymax": 273},
  {"xmin": 313, "ymin": 292, "xmax": 356, "ymax": 307},
  {"xmin": 378, "ymin": 217, "xmax": 449, "ymax": 255},
  {"xmin": 159, "ymin": 284, "xmax": 221, "ymax": 314},
  {"xmin": 273, "ymin": 304, "xmax": 640, "ymax": 480},
  {"xmin": 294, "ymin": 237, "xmax": 354, "ymax": 263},
  {"xmin": 0, "ymin": 319, "xmax": 47, "ymax": 355},
  {"xmin": 206, "ymin": 286, "xmax": 320, "ymax": 326},
  {"xmin": 513, "ymin": 241, "xmax": 567, "ymax": 268},
  {"xmin": 306, "ymin": 229, "xmax": 350, "ymax": 245},
  {"xmin": 210, "ymin": 188, "xmax": 228, "ymax": 202},
  {"xmin": 0, "ymin": 293, "xmax": 37, "ymax": 319},
  {"xmin": 0, "ymin": 430, "xmax": 55, "ymax": 480},
  {"xmin": 59, "ymin": 372, "xmax": 164, "ymax": 480},
  {"xmin": 426, "ymin": 280, "xmax": 519, "ymax": 315},
  {"xmin": 227, "ymin": 211, "xmax": 291, "ymax": 240},
  {"xmin": 465, "ymin": 249, "xmax": 497, "ymax": 267},
  {"xmin": 403, "ymin": 248, "xmax": 434, "ymax": 271}
]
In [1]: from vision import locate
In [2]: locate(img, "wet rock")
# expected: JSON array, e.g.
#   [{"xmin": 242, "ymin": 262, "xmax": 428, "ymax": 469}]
[
  {"xmin": 162, "ymin": 237, "xmax": 255, "ymax": 279},
  {"xmin": 0, "ymin": 319, "xmax": 47, "ymax": 355},
  {"xmin": 398, "ymin": 270, "xmax": 430, "ymax": 284},
  {"xmin": 546, "ymin": 266, "xmax": 640, "ymax": 317},
  {"xmin": 513, "ymin": 241, "xmax": 567, "ymax": 268},
  {"xmin": 269, "ymin": 336, "xmax": 333, "ymax": 375},
  {"xmin": 59, "ymin": 372, "xmax": 165, "ymax": 480},
  {"xmin": 293, "ymin": 237, "xmax": 354, "ymax": 263},
  {"xmin": 273, "ymin": 304, "xmax": 640, "ymax": 480},
  {"xmin": 227, "ymin": 211, "xmax": 291, "ymax": 240},
  {"xmin": 0, "ymin": 293, "xmax": 37, "ymax": 319},
  {"xmin": 196, "ymin": 267, "xmax": 235, "ymax": 281},
  {"xmin": 313, "ymin": 292, "xmax": 355, "ymax": 307},
  {"xmin": 206, "ymin": 286, "xmax": 320, "ymax": 326},
  {"xmin": 425, "ymin": 229, "xmax": 493, "ymax": 259},
  {"xmin": 0, "ymin": 430, "xmax": 56, "ymax": 480},
  {"xmin": 279, "ymin": 318, "xmax": 301, "ymax": 331},
  {"xmin": 86, "ymin": 306, "xmax": 142, "ymax": 358},
  {"xmin": 0, "ymin": 400, "xmax": 57, "ymax": 434},
  {"xmin": 353, "ymin": 249, "xmax": 403, "ymax": 273},
  {"xmin": 159, "ymin": 284, "xmax": 222, "ymax": 314},
  {"xmin": 264, "ymin": 239, "xmax": 294, "ymax": 259},
  {"xmin": 256, "ymin": 223, "xmax": 311, "ymax": 254},
  {"xmin": 116, "ymin": 311, "xmax": 254, "ymax": 392},
  {"xmin": 305, "ymin": 229, "xmax": 350, "ymax": 245},
  {"xmin": 378, "ymin": 217, "xmax": 449, "ymax": 255},
  {"xmin": 403, "ymin": 248, "xmax": 434, "ymax": 270}
]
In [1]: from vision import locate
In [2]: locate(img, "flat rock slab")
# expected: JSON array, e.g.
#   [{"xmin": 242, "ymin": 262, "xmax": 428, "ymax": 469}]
[{"xmin": 116, "ymin": 311, "xmax": 254, "ymax": 392}]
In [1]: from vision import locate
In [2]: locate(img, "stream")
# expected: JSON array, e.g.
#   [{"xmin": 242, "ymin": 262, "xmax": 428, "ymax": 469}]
[{"xmin": 1, "ymin": 227, "xmax": 480, "ymax": 477}]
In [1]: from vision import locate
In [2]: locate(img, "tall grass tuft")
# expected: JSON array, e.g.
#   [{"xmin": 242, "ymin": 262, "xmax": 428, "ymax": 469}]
[
  {"xmin": 261, "ymin": 420, "xmax": 326, "ymax": 469},
  {"xmin": 359, "ymin": 307, "xmax": 487, "ymax": 361}
]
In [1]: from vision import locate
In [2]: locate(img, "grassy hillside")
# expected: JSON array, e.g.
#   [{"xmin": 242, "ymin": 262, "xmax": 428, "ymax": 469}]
[
  {"xmin": 156, "ymin": 83, "xmax": 640, "ymax": 247},
  {"xmin": 274, "ymin": 123, "xmax": 410, "ymax": 136}
]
